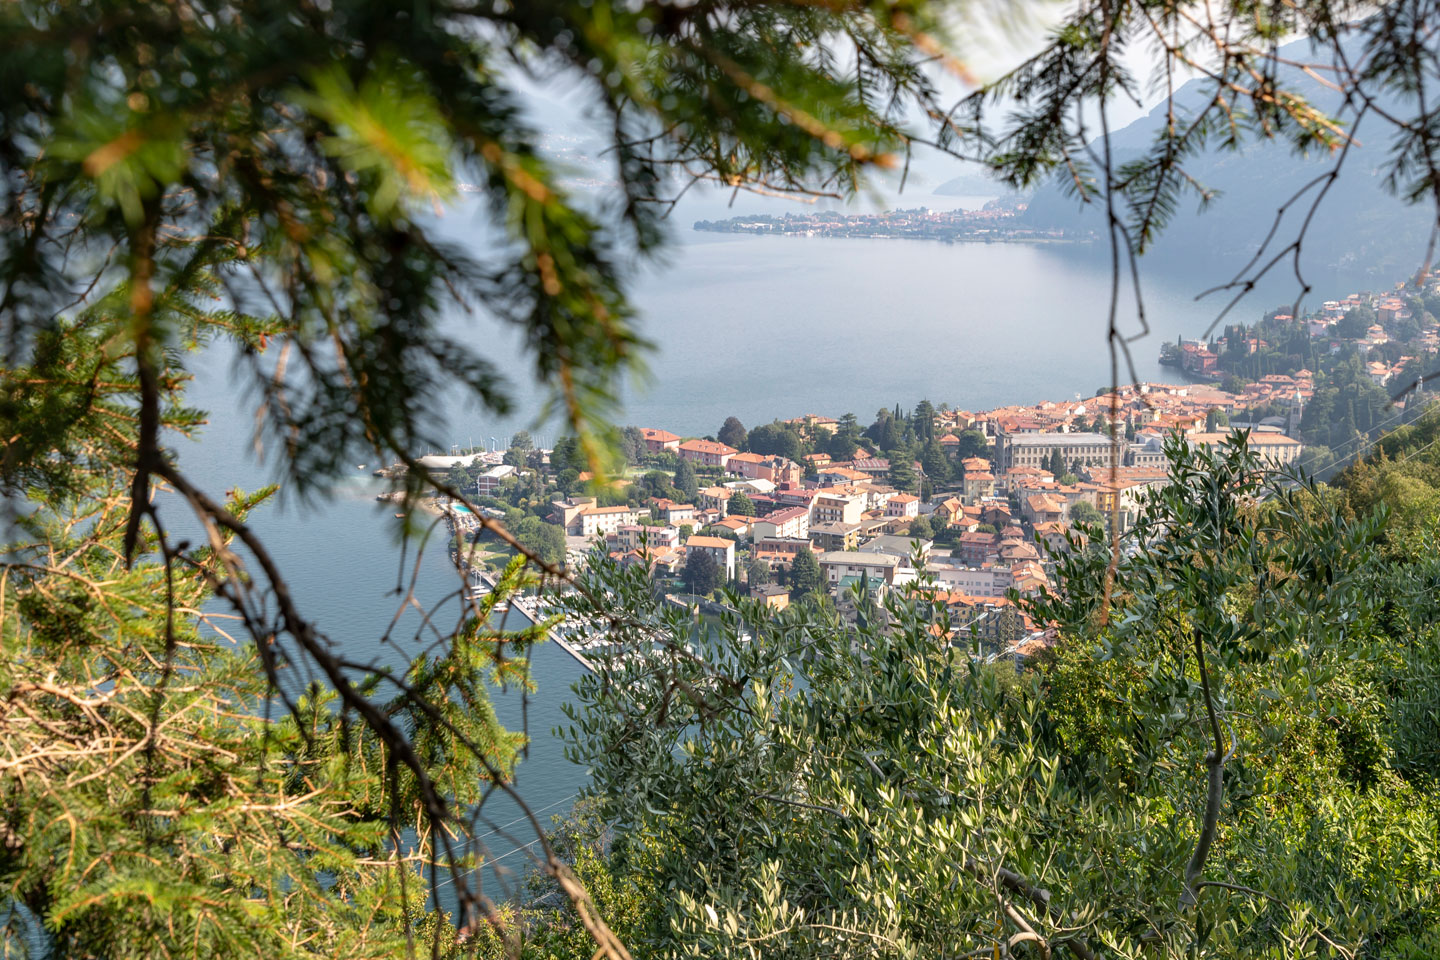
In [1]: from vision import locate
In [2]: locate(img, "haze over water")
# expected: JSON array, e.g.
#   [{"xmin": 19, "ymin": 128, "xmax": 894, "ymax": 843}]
[{"xmin": 421, "ymin": 189, "xmax": 1268, "ymax": 447}]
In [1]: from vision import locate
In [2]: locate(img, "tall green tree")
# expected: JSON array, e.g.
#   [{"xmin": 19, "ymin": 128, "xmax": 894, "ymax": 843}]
[
  {"xmin": 718, "ymin": 417, "xmax": 748, "ymax": 450},
  {"xmin": 955, "ymin": 429, "xmax": 989, "ymax": 460},
  {"xmin": 640, "ymin": 470, "xmax": 678, "ymax": 501},
  {"xmin": 0, "ymin": 306, "xmax": 551, "ymax": 957},
  {"xmin": 827, "ymin": 432, "xmax": 859, "ymax": 461},
  {"xmin": 747, "ymin": 422, "xmax": 804, "ymax": 460},
  {"xmin": 787, "ymin": 547, "xmax": 823, "ymax": 601},
  {"xmin": 888, "ymin": 456, "xmax": 918, "ymax": 495},
  {"xmin": 746, "ymin": 557, "xmax": 772, "ymax": 587},
  {"xmin": 728, "ymin": 492, "xmax": 757, "ymax": 517},
  {"xmin": 913, "ymin": 399, "xmax": 936, "ymax": 442},
  {"xmin": 515, "ymin": 515, "xmax": 567, "ymax": 566},
  {"xmin": 551, "ymin": 436, "xmax": 582, "ymax": 474},
  {"xmin": 682, "ymin": 549, "xmax": 722, "ymax": 597},
  {"xmin": 673, "ymin": 458, "xmax": 699, "ymax": 502},
  {"xmin": 920, "ymin": 439, "xmax": 949, "ymax": 483},
  {"xmin": 620, "ymin": 426, "xmax": 648, "ymax": 465}
]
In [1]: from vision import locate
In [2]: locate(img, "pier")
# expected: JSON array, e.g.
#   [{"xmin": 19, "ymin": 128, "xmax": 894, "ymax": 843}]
[{"xmin": 463, "ymin": 566, "xmax": 609, "ymax": 673}]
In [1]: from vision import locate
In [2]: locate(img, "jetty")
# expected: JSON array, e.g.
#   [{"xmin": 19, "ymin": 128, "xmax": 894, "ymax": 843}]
[{"xmin": 462, "ymin": 567, "xmax": 610, "ymax": 673}]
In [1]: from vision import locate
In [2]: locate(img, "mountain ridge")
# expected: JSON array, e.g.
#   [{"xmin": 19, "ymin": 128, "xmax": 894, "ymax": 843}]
[{"xmin": 1019, "ymin": 40, "xmax": 1435, "ymax": 296}]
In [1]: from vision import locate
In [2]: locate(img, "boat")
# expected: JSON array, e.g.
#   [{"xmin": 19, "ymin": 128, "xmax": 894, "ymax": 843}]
[{"xmin": 394, "ymin": 513, "xmax": 404, "ymax": 518}]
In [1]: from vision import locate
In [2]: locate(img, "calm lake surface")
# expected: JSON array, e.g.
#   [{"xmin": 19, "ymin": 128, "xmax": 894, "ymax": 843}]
[{"xmin": 173, "ymin": 199, "xmax": 1309, "ymax": 888}]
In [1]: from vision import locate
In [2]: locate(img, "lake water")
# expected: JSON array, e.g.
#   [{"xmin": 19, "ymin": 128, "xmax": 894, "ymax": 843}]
[{"xmin": 173, "ymin": 198, "xmax": 1306, "ymax": 890}]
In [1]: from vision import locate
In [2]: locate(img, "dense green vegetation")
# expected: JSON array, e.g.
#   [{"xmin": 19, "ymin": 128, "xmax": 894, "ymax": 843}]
[{"xmin": 548, "ymin": 434, "xmax": 1440, "ymax": 958}]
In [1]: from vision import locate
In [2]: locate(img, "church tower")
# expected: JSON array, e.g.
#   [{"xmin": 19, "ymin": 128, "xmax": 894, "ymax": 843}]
[{"xmin": 1286, "ymin": 388, "xmax": 1305, "ymax": 438}]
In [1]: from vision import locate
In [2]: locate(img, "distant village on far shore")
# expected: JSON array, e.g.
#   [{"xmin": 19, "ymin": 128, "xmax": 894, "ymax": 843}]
[{"xmin": 692, "ymin": 197, "xmax": 1091, "ymax": 244}]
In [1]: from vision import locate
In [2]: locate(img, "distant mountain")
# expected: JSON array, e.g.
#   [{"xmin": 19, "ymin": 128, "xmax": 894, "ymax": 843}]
[
  {"xmin": 1021, "ymin": 39, "xmax": 1435, "ymax": 295},
  {"xmin": 933, "ymin": 171, "xmax": 1020, "ymax": 198}
]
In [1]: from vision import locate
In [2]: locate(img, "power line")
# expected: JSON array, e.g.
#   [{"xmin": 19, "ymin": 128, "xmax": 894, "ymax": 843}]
[
  {"xmin": 472, "ymin": 792, "xmax": 579, "ymax": 845},
  {"xmin": 425, "ymin": 792, "xmax": 581, "ymax": 896}
]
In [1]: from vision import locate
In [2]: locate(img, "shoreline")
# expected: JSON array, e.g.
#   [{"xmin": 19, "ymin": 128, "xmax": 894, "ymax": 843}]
[{"xmin": 692, "ymin": 228, "xmax": 1093, "ymax": 247}]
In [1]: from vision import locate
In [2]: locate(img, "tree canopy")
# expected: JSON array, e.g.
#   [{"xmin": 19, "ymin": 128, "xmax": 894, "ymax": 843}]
[
  {"xmin": 682, "ymin": 548, "xmax": 722, "ymax": 597},
  {"xmin": 718, "ymin": 417, "xmax": 748, "ymax": 450},
  {"xmin": 556, "ymin": 436, "xmax": 1440, "ymax": 958},
  {"xmin": 788, "ymin": 547, "xmax": 823, "ymax": 601}
]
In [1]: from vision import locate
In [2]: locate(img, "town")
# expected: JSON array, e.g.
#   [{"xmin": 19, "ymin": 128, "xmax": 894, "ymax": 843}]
[
  {"xmin": 1159, "ymin": 281, "xmax": 1440, "ymax": 472},
  {"xmin": 409, "ymin": 391, "xmax": 1304, "ymax": 661},
  {"xmin": 394, "ymin": 274, "xmax": 1439, "ymax": 667},
  {"xmin": 692, "ymin": 197, "xmax": 1092, "ymax": 244}
]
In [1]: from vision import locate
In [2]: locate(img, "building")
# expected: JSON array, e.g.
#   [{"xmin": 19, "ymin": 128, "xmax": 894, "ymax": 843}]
[
  {"xmin": 574, "ymin": 504, "xmax": 643, "ymax": 538},
  {"xmin": 750, "ymin": 584, "xmax": 791, "ymax": 610},
  {"xmin": 884, "ymin": 493, "xmax": 920, "ymax": 518},
  {"xmin": 640, "ymin": 428, "xmax": 680, "ymax": 453},
  {"xmin": 749, "ymin": 506, "xmax": 810, "ymax": 541},
  {"xmin": 726, "ymin": 451, "xmax": 770, "ymax": 478},
  {"xmin": 1031, "ymin": 521, "xmax": 1073, "ymax": 556},
  {"xmin": 678, "ymin": 439, "xmax": 737, "ymax": 468},
  {"xmin": 1022, "ymin": 493, "xmax": 1066, "ymax": 524},
  {"xmin": 955, "ymin": 530, "xmax": 1000, "ymax": 565},
  {"xmin": 818, "ymin": 551, "xmax": 901, "ymax": 590},
  {"xmin": 753, "ymin": 536, "xmax": 817, "ymax": 571},
  {"xmin": 474, "ymin": 463, "xmax": 518, "ymax": 495},
  {"xmin": 612, "ymin": 524, "xmax": 679, "ymax": 554},
  {"xmin": 657, "ymin": 501, "xmax": 697, "ymax": 526},
  {"xmin": 962, "ymin": 468, "xmax": 996, "ymax": 504},
  {"xmin": 549, "ymin": 497, "xmax": 596, "ymax": 531},
  {"xmin": 812, "ymin": 491, "xmax": 866, "ymax": 526},
  {"xmin": 817, "ymin": 466, "xmax": 871, "ymax": 485},
  {"xmin": 863, "ymin": 486, "xmax": 899, "ymax": 513},
  {"xmin": 792, "ymin": 414, "xmax": 839, "ymax": 435},
  {"xmin": 712, "ymin": 516, "xmax": 753, "ymax": 538},
  {"xmin": 730, "ymin": 477, "xmax": 777, "ymax": 496},
  {"xmin": 685, "ymin": 535, "xmax": 736, "ymax": 579},
  {"xmin": 727, "ymin": 452, "xmax": 802, "ymax": 485},
  {"xmin": 1186, "ymin": 430, "xmax": 1303, "ymax": 467},
  {"xmin": 930, "ymin": 497, "xmax": 966, "ymax": 527},
  {"xmin": 857, "ymin": 534, "xmax": 932, "ymax": 568},
  {"xmin": 809, "ymin": 521, "xmax": 862, "ymax": 553},
  {"xmin": 998, "ymin": 431, "xmax": 1118, "ymax": 471},
  {"xmin": 1001, "ymin": 466, "xmax": 1054, "ymax": 495},
  {"xmin": 927, "ymin": 564, "xmax": 1006, "ymax": 597},
  {"xmin": 848, "ymin": 458, "xmax": 892, "ymax": 478},
  {"xmin": 697, "ymin": 485, "xmax": 733, "ymax": 515}
]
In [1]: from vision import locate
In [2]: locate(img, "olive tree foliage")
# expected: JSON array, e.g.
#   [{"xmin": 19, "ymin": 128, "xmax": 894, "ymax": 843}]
[{"xmin": 557, "ymin": 437, "xmax": 1440, "ymax": 959}]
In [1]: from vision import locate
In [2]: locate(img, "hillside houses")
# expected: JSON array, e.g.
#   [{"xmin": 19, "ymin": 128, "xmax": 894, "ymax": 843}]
[
  {"xmin": 528, "ymin": 369, "xmax": 1341, "ymax": 645},
  {"xmin": 678, "ymin": 439, "xmax": 737, "ymax": 467}
]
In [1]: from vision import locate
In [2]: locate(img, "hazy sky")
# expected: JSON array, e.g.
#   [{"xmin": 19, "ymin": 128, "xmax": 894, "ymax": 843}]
[{"xmin": 505, "ymin": 4, "xmax": 1170, "ymax": 211}]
